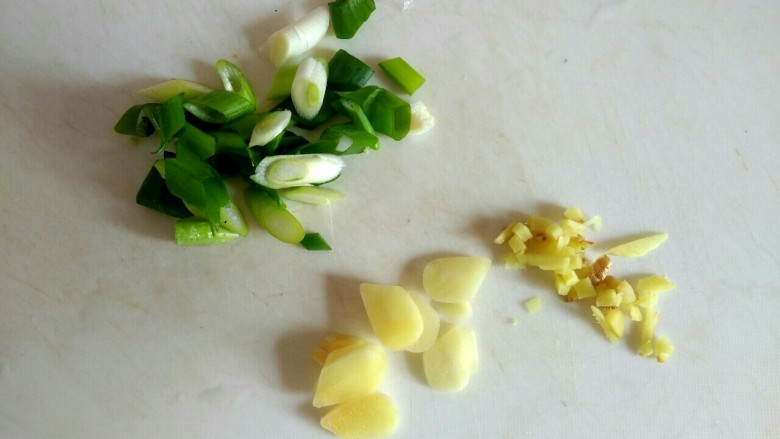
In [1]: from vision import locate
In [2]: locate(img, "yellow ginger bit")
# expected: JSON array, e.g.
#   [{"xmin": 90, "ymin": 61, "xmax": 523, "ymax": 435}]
[
  {"xmin": 502, "ymin": 252, "xmax": 524, "ymax": 270},
  {"xmin": 605, "ymin": 308, "xmax": 625, "ymax": 339},
  {"xmin": 639, "ymin": 308, "xmax": 659, "ymax": 357},
  {"xmin": 508, "ymin": 234, "xmax": 527, "ymax": 254},
  {"xmin": 655, "ymin": 337, "xmax": 675, "ymax": 363},
  {"xmin": 511, "ymin": 223, "xmax": 533, "ymax": 242},
  {"xmin": 591, "ymin": 306, "xmax": 620, "ymax": 343},
  {"xmin": 636, "ymin": 275, "xmax": 675, "ymax": 296},
  {"xmin": 596, "ymin": 288, "xmax": 621, "ymax": 308},
  {"xmin": 629, "ymin": 306, "xmax": 643, "ymax": 321},
  {"xmin": 526, "ymin": 215, "xmax": 552, "ymax": 234},
  {"xmin": 560, "ymin": 218, "xmax": 585, "ymax": 236},
  {"xmin": 589, "ymin": 255, "xmax": 612, "ymax": 284},
  {"xmin": 494, "ymin": 221, "xmax": 518, "ymax": 244},
  {"xmin": 572, "ymin": 278, "xmax": 597, "ymax": 300},
  {"xmin": 606, "ymin": 233, "xmax": 668, "ymax": 258},
  {"xmin": 524, "ymin": 297, "xmax": 542, "ymax": 314},
  {"xmin": 584, "ymin": 215, "xmax": 603, "ymax": 231},
  {"xmin": 563, "ymin": 206, "xmax": 586, "ymax": 222}
]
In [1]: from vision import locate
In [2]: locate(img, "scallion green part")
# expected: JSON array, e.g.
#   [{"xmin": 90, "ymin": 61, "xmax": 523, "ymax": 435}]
[
  {"xmin": 216, "ymin": 59, "xmax": 257, "ymax": 106},
  {"xmin": 328, "ymin": 0, "xmax": 376, "ymax": 39},
  {"xmin": 340, "ymin": 86, "xmax": 411, "ymax": 141},
  {"xmin": 138, "ymin": 79, "xmax": 214, "ymax": 102},
  {"xmin": 300, "ymin": 233, "xmax": 332, "ymax": 251},
  {"xmin": 378, "ymin": 57, "xmax": 426, "ymax": 95},
  {"xmin": 135, "ymin": 164, "xmax": 193, "ymax": 218},
  {"xmin": 143, "ymin": 93, "xmax": 186, "ymax": 153},
  {"xmin": 272, "ymin": 89, "xmax": 339, "ymax": 129},
  {"xmin": 320, "ymin": 123, "xmax": 379, "ymax": 154},
  {"xmin": 327, "ymin": 49, "xmax": 374, "ymax": 91},
  {"xmin": 267, "ymin": 64, "xmax": 298, "ymax": 100},
  {"xmin": 114, "ymin": 103, "xmax": 157, "ymax": 137},
  {"xmin": 176, "ymin": 123, "xmax": 216, "ymax": 159},
  {"xmin": 183, "ymin": 91, "xmax": 255, "ymax": 124},
  {"xmin": 174, "ymin": 218, "xmax": 240, "ymax": 245},
  {"xmin": 244, "ymin": 186, "xmax": 305, "ymax": 244}
]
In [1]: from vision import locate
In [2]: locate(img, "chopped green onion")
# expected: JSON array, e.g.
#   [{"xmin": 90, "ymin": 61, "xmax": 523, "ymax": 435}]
[
  {"xmin": 291, "ymin": 57, "xmax": 328, "ymax": 120},
  {"xmin": 249, "ymin": 110, "xmax": 292, "ymax": 147},
  {"xmin": 222, "ymin": 113, "xmax": 266, "ymax": 141},
  {"xmin": 250, "ymin": 153, "xmax": 345, "ymax": 189},
  {"xmin": 114, "ymin": 103, "xmax": 157, "ymax": 137},
  {"xmin": 341, "ymin": 87, "xmax": 411, "ymax": 141},
  {"xmin": 328, "ymin": 0, "xmax": 376, "ymax": 39},
  {"xmin": 164, "ymin": 148, "xmax": 230, "ymax": 233},
  {"xmin": 135, "ymin": 164, "xmax": 193, "ymax": 218},
  {"xmin": 272, "ymin": 132, "xmax": 312, "ymax": 155},
  {"xmin": 138, "ymin": 79, "xmax": 214, "ymax": 102},
  {"xmin": 365, "ymin": 89, "xmax": 411, "ymax": 141},
  {"xmin": 244, "ymin": 186, "xmax": 305, "ymax": 244},
  {"xmin": 335, "ymin": 98, "xmax": 375, "ymax": 135},
  {"xmin": 267, "ymin": 64, "xmax": 298, "ymax": 100},
  {"xmin": 176, "ymin": 123, "xmax": 216, "ymax": 159},
  {"xmin": 220, "ymin": 201, "xmax": 249, "ymax": 236},
  {"xmin": 320, "ymin": 123, "xmax": 379, "ymax": 154},
  {"xmin": 378, "ymin": 57, "xmax": 426, "ymax": 95},
  {"xmin": 174, "ymin": 218, "xmax": 240, "ymax": 245},
  {"xmin": 183, "ymin": 91, "xmax": 255, "ymax": 124},
  {"xmin": 327, "ymin": 49, "xmax": 374, "ymax": 91},
  {"xmin": 272, "ymin": 89, "xmax": 339, "ymax": 129},
  {"xmin": 216, "ymin": 59, "xmax": 257, "ymax": 106},
  {"xmin": 279, "ymin": 186, "xmax": 344, "ymax": 205},
  {"xmin": 264, "ymin": 5, "xmax": 330, "ymax": 67},
  {"xmin": 300, "ymin": 233, "xmax": 332, "ymax": 251},
  {"xmin": 212, "ymin": 131, "xmax": 247, "ymax": 156},
  {"xmin": 144, "ymin": 93, "xmax": 186, "ymax": 153}
]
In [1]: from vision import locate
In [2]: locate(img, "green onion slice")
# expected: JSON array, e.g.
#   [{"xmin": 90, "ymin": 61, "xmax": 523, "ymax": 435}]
[
  {"xmin": 279, "ymin": 186, "xmax": 344, "ymax": 206},
  {"xmin": 176, "ymin": 123, "xmax": 216, "ymax": 159},
  {"xmin": 250, "ymin": 153, "xmax": 345, "ymax": 189},
  {"xmin": 328, "ymin": 49, "xmax": 374, "ymax": 91},
  {"xmin": 174, "ymin": 218, "xmax": 240, "ymax": 246},
  {"xmin": 365, "ymin": 89, "xmax": 411, "ymax": 141},
  {"xmin": 320, "ymin": 123, "xmax": 379, "ymax": 154},
  {"xmin": 291, "ymin": 57, "xmax": 328, "ymax": 120},
  {"xmin": 244, "ymin": 186, "xmax": 305, "ymax": 244},
  {"xmin": 183, "ymin": 91, "xmax": 255, "ymax": 124},
  {"xmin": 135, "ymin": 164, "xmax": 192, "ymax": 218},
  {"xmin": 300, "ymin": 233, "xmax": 332, "ymax": 251},
  {"xmin": 216, "ymin": 59, "xmax": 257, "ymax": 106},
  {"xmin": 378, "ymin": 57, "xmax": 426, "ymax": 95},
  {"xmin": 267, "ymin": 64, "xmax": 298, "ymax": 100},
  {"xmin": 329, "ymin": 0, "xmax": 376, "ymax": 39},
  {"xmin": 272, "ymin": 89, "xmax": 339, "ymax": 129},
  {"xmin": 138, "ymin": 79, "xmax": 214, "ymax": 102},
  {"xmin": 114, "ymin": 103, "xmax": 157, "ymax": 137},
  {"xmin": 143, "ymin": 93, "xmax": 186, "ymax": 153},
  {"xmin": 249, "ymin": 110, "xmax": 292, "ymax": 147}
]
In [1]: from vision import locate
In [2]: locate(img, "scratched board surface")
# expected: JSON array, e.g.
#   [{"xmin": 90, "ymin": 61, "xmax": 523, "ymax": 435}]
[{"xmin": 1, "ymin": 0, "xmax": 778, "ymax": 438}]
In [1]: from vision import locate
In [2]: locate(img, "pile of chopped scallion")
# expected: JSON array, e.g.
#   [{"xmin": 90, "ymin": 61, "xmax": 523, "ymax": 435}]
[{"xmin": 114, "ymin": 0, "xmax": 433, "ymax": 250}]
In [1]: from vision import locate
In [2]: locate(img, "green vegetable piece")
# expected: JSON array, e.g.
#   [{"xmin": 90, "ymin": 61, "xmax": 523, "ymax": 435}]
[
  {"xmin": 138, "ymin": 79, "xmax": 214, "ymax": 102},
  {"xmin": 329, "ymin": 0, "xmax": 376, "ymax": 39},
  {"xmin": 212, "ymin": 131, "xmax": 247, "ymax": 156},
  {"xmin": 320, "ymin": 123, "xmax": 379, "ymax": 154},
  {"xmin": 267, "ymin": 64, "xmax": 298, "ymax": 100},
  {"xmin": 272, "ymin": 89, "xmax": 340, "ymax": 129},
  {"xmin": 176, "ymin": 123, "xmax": 216, "ymax": 160},
  {"xmin": 244, "ymin": 186, "xmax": 305, "ymax": 244},
  {"xmin": 216, "ymin": 59, "xmax": 257, "ymax": 106},
  {"xmin": 114, "ymin": 103, "xmax": 157, "ymax": 137},
  {"xmin": 135, "ymin": 164, "xmax": 192, "ymax": 218},
  {"xmin": 222, "ymin": 113, "xmax": 266, "ymax": 142},
  {"xmin": 301, "ymin": 233, "xmax": 332, "ymax": 251},
  {"xmin": 367, "ymin": 89, "xmax": 411, "ymax": 141},
  {"xmin": 340, "ymin": 87, "xmax": 410, "ymax": 141},
  {"xmin": 164, "ymin": 147, "xmax": 230, "ymax": 233},
  {"xmin": 144, "ymin": 93, "xmax": 186, "ymax": 153},
  {"xmin": 328, "ymin": 49, "xmax": 374, "ymax": 91},
  {"xmin": 174, "ymin": 218, "xmax": 239, "ymax": 246},
  {"xmin": 183, "ymin": 91, "xmax": 255, "ymax": 124},
  {"xmin": 335, "ymin": 99, "xmax": 375, "ymax": 135},
  {"xmin": 378, "ymin": 57, "xmax": 426, "ymax": 95}
]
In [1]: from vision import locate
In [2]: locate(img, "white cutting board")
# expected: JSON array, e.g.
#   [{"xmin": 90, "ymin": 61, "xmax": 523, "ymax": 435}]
[{"xmin": 1, "ymin": 0, "xmax": 778, "ymax": 438}]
